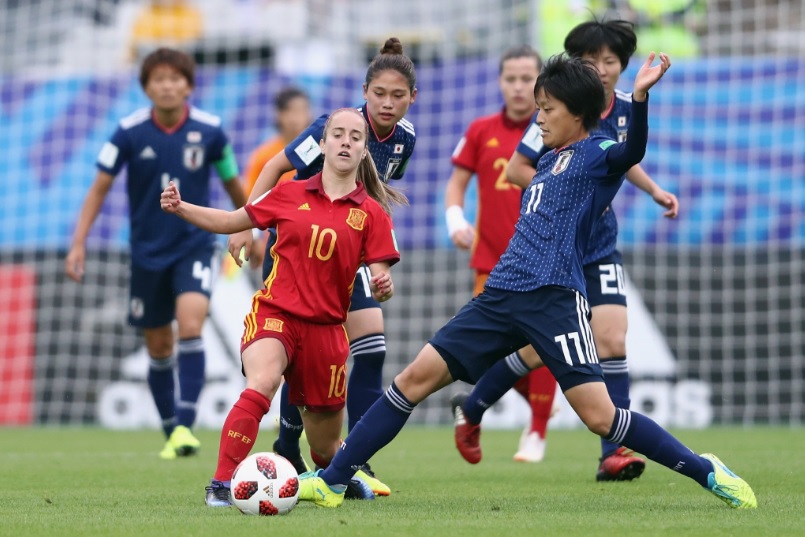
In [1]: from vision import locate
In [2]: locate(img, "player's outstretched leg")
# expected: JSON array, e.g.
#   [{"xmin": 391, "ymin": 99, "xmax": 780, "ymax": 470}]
[
  {"xmin": 450, "ymin": 392, "xmax": 481, "ymax": 464},
  {"xmin": 701, "ymin": 453, "xmax": 757, "ymax": 509}
]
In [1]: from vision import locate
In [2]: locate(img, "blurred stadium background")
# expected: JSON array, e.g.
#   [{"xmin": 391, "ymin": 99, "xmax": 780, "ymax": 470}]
[{"xmin": 0, "ymin": 0, "xmax": 802, "ymax": 431}]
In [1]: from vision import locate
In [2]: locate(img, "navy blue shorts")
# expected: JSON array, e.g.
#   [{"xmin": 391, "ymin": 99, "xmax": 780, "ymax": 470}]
[
  {"xmin": 430, "ymin": 286, "xmax": 604, "ymax": 392},
  {"xmin": 262, "ymin": 229, "xmax": 379, "ymax": 313},
  {"xmin": 584, "ymin": 251, "xmax": 628, "ymax": 308},
  {"xmin": 128, "ymin": 245, "xmax": 216, "ymax": 328}
]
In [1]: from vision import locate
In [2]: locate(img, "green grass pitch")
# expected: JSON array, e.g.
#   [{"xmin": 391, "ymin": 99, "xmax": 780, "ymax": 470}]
[{"xmin": 1, "ymin": 426, "xmax": 803, "ymax": 537}]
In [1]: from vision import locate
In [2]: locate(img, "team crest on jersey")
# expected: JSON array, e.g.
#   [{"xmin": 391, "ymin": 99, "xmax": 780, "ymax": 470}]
[
  {"xmin": 183, "ymin": 145, "xmax": 205, "ymax": 171},
  {"xmin": 617, "ymin": 116, "xmax": 627, "ymax": 127},
  {"xmin": 551, "ymin": 150, "xmax": 574, "ymax": 175},
  {"xmin": 384, "ymin": 158, "xmax": 402, "ymax": 182},
  {"xmin": 187, "ymin": 131, "xmax": 202, "ymax": 143},
  {"xmin": 618, "ymin": 131, "xmax": 628, "ymax": 142},
  {"xmin": 263, "ymin": 318, "xmax": 284, "ymax": 332},
  {"xmin": 346, "ymin": 208, "xmax": 367, "ymax": 231}
]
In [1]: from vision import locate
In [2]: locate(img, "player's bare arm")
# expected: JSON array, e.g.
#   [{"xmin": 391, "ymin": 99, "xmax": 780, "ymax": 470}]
[
  {"xmin": 65, "ymin": 170, "xmax": 115, "ymax": 282},
  {"xmin": 367, "ymin": 261, "xmax": 394, "ymax": 302},
  {"xmin": 505, "ymin": 150, "xmax": 536, "ymax": 189},
  {"xmin": 624, "ymin": 164, "xmax": 679, "ymax": 218},
  {"xmin": 221, "ymin": 176, "xmax": 249, "ymax": 210},
  {"xmin": 227, "ymin": 151, "xmax": 295, "ymax": 266},
  {"xmin": 444, "ymin": 166, "xmax": 476, "ymax": 250},
  {"xmin": 161, "ymin": 181, "xmax": 253, "ymax": 235}
]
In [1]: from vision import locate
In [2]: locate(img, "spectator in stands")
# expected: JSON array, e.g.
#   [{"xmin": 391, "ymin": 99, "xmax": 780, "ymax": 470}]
[{"xmin": 130, "ymin": 0, "xmax": 203, "ymax": 61}]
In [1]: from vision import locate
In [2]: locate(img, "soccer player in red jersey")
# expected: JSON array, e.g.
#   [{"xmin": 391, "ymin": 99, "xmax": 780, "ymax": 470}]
[
  {"xmin": 160, "ymin": 108, "xmax": 406, "ymax": 507},
  {"xmin": 227, "ymin": 38, "xmax": 417, "ymax": 496},
  {"xmin": 444, "ymin": 45, "xmax": 558, "ymax": 463}
]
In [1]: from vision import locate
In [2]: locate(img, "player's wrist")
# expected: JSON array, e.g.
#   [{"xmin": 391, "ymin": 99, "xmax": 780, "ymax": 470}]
[
  {"xmin": 252, "ymin": 228, "xmax": 262, "ymax": 240},
  {"xmin": 445, "ymin": 205, "xmax": 469, "ymax": 236}
]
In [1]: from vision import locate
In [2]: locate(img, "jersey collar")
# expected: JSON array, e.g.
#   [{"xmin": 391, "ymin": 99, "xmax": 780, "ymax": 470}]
[
  {"xmin": 152, "ymin": 104, "xmax": 189, "ymax": 134},
  {"xmin": 362, "ymin": 105, "xmax": 396, "ymax": 143},
  {"xmin": 600, "ymin": 93, "xmax": 616, "ymax": 120},
  {"xmin": 306, "ymin": 172, "xmax": 369, "ymax": 204},
  {"xmin": 501, "ymin": 107, "xmax": 533, "ymax": 130}
]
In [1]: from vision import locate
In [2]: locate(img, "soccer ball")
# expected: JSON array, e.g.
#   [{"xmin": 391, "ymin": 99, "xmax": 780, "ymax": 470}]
[{"xmin": 230, "ymin": 452, "xmax": 300, "ymax": 515}]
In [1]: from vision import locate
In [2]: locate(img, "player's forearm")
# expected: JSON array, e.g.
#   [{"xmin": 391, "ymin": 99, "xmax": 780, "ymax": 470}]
[
  {"xmin": 223, "ymin": 178, "xmax": 249, "ymax": 209},
  {"xmin": 175, "ymin": 204, "xmax": 251, "ymax": 235},
  {"xmin": 506, "ymin": 154, "xmax": 536, "ymax": 188},
  {"xmin": 444, "ymin": 173, "xmax": 469, "ymax": 208},
  {"xmin": 625, "ymin": 164, "xmax": 660, "ymax": 195},
  {"xmin": 71, "ymin": 181, "xmax": 110, "ymax": 246}
]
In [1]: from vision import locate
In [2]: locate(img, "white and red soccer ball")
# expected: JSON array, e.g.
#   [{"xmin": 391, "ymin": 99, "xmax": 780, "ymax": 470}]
[{"xmin": 230, "ymin": 452, "xmax": 300, "ymax": 515}]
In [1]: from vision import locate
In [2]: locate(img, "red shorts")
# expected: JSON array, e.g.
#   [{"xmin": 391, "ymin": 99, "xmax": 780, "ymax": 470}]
[{"xmin": 241, "ymin": 306, "xmax": 349, "ymax": 413}]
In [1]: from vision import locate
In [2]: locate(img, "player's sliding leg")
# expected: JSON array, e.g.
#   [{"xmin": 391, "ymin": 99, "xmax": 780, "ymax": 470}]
[
  {"xmin": 565, "ymin": 381, "xmax": 757, "ymax": 509},
  {"xmin": 298, "ymin": 344, "xmax": 455, "ymax": 507}
]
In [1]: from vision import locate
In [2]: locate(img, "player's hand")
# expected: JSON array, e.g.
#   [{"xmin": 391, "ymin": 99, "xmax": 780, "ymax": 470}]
[
  {"xmin": 632, "ymin": 52, "xmax": 671, "ymax": 101},
  {"xmin": 652, "ymin": 188, "xmax": 679, "ymax": 219},
  {"xmin": 65, "ymin": 245, "xmax": 85, "ymax": 282},
  {"xmin": 370, "ymin": 272, "xmax": 394, "ymax": 302},
  {"xmin": 160, "ymin": 181, "xmax": 181, "ymax": 213},
  {"xmin": 228, "ymin": 230, "xmax": 253, "ymax": 268},
  {"xmin": 450, "ymin": 225, "xmax": 476, "ymax": 251}
]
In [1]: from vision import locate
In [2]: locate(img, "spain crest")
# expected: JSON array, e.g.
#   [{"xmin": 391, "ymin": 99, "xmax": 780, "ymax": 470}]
[
  {"xmin": 263, "ymin": 318, "xmax": 284, "ymax": 332},
  {"xmin": 346, "ymin": 208, "xmax": 367, "ymax": 231}
]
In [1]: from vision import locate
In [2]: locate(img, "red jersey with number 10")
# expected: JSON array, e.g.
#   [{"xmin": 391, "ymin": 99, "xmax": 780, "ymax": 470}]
[
  {"xmin": 244, "ymin": 173, "xmax": 400, "ymax": 323},
  {"xmin": 451, "ymin": 109, "xmax": 532, "ymax": 273}
]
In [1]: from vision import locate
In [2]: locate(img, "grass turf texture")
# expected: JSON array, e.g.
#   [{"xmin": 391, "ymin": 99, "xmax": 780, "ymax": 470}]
[{"xmin": 1, "ymin": 427, "xmax": 802, "ymax": 537}]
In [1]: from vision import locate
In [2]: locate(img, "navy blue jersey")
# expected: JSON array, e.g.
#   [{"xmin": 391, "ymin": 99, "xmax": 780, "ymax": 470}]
[
  {"xmin": 284, "ymin": 105, "xmax": 416, "ymax": 183},
  {"xmin": 97, "ymin": 106, "xmax": 237, "ymax": 270},
  {"xmin": 515, "ymin": 90, "xmax": 633, "ymax": 264},
  {"xmin": 486, "ymin": 99, "xmax": 649, "ymax": 297}
]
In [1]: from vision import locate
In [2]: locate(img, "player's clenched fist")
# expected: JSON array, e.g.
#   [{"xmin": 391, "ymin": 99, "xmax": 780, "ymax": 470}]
[
  {"xmin": 160, "ymin": 181, "xmax": 182, "ymax": 213},
  {"xmin": 371, "ymin": 272, "xmax": 394, "ymax": 302}
]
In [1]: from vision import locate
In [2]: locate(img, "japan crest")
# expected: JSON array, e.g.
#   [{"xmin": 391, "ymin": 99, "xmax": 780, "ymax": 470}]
[
  {"xmin": 183, "ymin": 145, "xmax": 205, "ymax": 171},
  {"xmin": 551, "ymin": 150, "xmax": 573, "ymax": 175}
]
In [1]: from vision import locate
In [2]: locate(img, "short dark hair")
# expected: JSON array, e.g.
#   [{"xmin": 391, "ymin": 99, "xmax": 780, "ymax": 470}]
[
  {"xmin": 564, "ymin": 18, "xmax": 637, "ymax": 72},
  {"xmin": 365, "ymin": 37, "xmax": 416, "ymax": 92},
  {"xmin": 499, "ymin": 44, "xmax": 543, "ymax": 74},
  {"xmin": 274, "ymin": 87, "xmax": 309, "ymax": 112},
  {"xmin": 534, "ymin": 54, "xmax": 604, "ymax": 132},
  {"xmin": 139, "ymin": 48, "xmax": 195, "ymax": 88}
]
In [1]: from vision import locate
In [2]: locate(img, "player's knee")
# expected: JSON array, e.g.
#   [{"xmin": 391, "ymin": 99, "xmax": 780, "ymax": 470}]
[{"xmin": 595, "ymin": 330, "xmax": 626, "ymax": 358}]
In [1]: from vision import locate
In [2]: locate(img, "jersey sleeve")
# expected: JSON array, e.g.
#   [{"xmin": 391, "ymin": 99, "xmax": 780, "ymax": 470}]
[
  {"xmin": 243, "ymin": 182, "xmax": 285, "ymax": 229},
  {"xmin": 95, "ymin": 126, "xmax": 130, "ymax": 176},
  {"xmin": 284, "ymin": 114, "xmax": 328, "ymax": 176},
  {"xmin": 211, "ymin": 128, "xmax": 239, "ymax": 181},
  {"xmin": 450, "ymin": 121, "xmax": 480, "ymax": 172},
  {"xmin": 515, "ymin": 113, "xmax": 546, "ymax": 165},
  {"xmin": 363, "ymin": 203, "xmax": 401, "ymax": 266},
  {"xmin": 603, "ymin": 98, "xmax": 649, "ymax": 178}
]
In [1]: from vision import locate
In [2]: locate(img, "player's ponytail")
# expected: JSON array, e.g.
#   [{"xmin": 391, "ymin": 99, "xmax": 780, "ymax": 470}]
[{"xmin": 357, "ymin": 152, "xmax": 408, "ymax": 215}]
